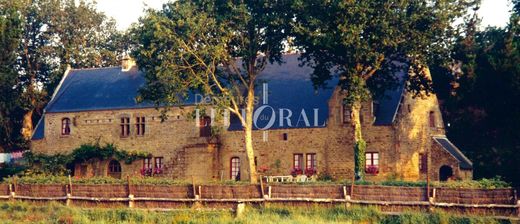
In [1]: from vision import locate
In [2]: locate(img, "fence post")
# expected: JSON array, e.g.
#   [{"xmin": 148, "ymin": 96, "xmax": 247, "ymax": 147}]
[
  {"xmin": 517, "ymin": 200, "xmax": 520, "ymax": 218},
  {"xmin": 344, "ymin": 186, "xmax": 351, "ymax": 208},
  {"xmin": 268, "ymin": 186, "xmax": 271, "ymax": 199},
  {"xmin": 259, "ymin": 175, "xmax": 265, "ymax": 199},
  {"xmin": 127, "ymin": 175, "xmax": 134, "ymax": 208},
  {"xmin": 65, "ymin": 184, "xmax": 71, "ymax": 207},
  {"xmin": 8, "ymin": 184, "xmax": 14, "ymax": 201}
]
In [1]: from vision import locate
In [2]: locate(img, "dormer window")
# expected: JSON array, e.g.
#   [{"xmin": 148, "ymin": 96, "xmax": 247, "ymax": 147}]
[{"xmin": 61, "ymin": 118, "xmax": 71, "ymax": 135}]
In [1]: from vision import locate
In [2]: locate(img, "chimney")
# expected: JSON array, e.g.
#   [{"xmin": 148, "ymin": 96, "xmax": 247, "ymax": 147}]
[{"xmin": 121, "ymin": 56, "xmax": 136, "ymax": 72}]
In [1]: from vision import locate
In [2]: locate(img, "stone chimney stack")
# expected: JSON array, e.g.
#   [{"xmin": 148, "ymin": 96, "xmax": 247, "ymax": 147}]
[{"xmin": 121, "ymin": 56, "xmax": 136, "ymax": 72}]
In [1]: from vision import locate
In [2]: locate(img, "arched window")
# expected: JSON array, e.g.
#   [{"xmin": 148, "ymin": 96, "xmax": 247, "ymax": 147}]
[
  {"xmin": 429, "ymin": 111, "xmax": 436, "ymax": 128},
  {"xmin": 108, "ymin": 160, "xmax": 122, "ymax": 179},
  {"xmin": 61, "ymin": 118, "xmax": 71, "ymax": 135},
  {"xmin": 230, "ymin": 157, "xmax": 240, "ymax": 180}
]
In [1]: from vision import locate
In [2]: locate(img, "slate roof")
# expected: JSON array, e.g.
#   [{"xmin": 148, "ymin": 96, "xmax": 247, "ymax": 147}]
[
  {"xmin": 373, "ymin": 69, "xmax": 407, "ymax": 126},
  {"xmin": 32, "ymin": 116, "xmax": 45, "ymax": 140},
  {"xmin": 32, "ymin": 54, "xmax": 405, "ymax": 139},
  {"xmin": 433, "ymin": 136, "xmax": 473, "ymax": 170}
]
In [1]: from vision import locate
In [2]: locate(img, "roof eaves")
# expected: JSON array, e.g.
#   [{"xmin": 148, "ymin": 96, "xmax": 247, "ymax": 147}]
[{"xmin": 433, "ymin": 136, "xmax": 473, "ymax": 169}]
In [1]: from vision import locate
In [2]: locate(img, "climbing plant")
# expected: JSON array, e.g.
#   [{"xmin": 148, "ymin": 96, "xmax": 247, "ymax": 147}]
[
  {"xmin": 23, "ymin": 143, "xmax": 150, "ymax": 175},
  {"xmin": 354, "ymin": 139, "xmax": 366, "ymax": 180}
]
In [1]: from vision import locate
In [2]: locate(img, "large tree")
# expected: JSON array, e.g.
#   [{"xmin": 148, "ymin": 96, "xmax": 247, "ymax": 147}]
[
  {"xmin": 432, "ymin": 3, "xmax": 520, "ymax": 187},
  {"xmin": 132, "ymin": 0, "xmax": 291, "ymax": 183},
  {"xmin": 0, "ymin": 3, "xmax": 24, "ymax": 151},
  {"xmin": 0, "ymin": 0, "xmax": 124, "ymax": 141},
  {"xmin": 291, "ymin": 0, "xmax": 476, "ymax": 179}
]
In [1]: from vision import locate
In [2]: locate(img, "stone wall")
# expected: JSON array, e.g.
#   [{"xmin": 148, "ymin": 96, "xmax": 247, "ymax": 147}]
[{"xmin": 31, "ymin": 69, "xmax": 472, "ymax": 182}]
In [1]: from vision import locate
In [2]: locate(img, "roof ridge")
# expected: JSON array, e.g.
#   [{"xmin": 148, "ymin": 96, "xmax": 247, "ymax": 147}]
[{"xmin": 70, "ymin": 66, "xmax": 121, "ymax": 71}]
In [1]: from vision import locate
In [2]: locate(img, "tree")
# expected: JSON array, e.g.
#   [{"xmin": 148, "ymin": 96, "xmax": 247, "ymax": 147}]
[
  {"xmin": 132, "ymin": 0, "xmax": 291, "ymax": 183},
  {"xmin": 0, "ymin": 0, "xmax": 124, "ymax": 140},
  {"xmin": 432, "ymin": 4, "xmax": 520, "ymax": 187},
  {"xmin": 0, "ymin": 3, "xmax": 24, "ymax": 151},
  {"xmin": 291, "ymin": 0, "xmax": 475, "ymax": 179}
]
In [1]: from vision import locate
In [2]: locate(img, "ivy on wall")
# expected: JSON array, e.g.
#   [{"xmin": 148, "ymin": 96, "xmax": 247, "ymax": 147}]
[
  {"xmin": 23, "ymin": 143, "xmax": 150, "ymax": 175},
  {"xmin": 354, "ymin": 139, "xmax": 366, "ymax": 180}
]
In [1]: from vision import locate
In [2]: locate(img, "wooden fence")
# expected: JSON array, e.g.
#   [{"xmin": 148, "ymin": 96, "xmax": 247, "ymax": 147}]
[{"xmin": 0, "ymin": 183, "xmax": 518, "ymax": 217}]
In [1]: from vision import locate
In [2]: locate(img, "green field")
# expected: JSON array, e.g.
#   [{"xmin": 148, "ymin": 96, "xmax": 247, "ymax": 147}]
[{"xmin": 0, "ymin": 201, "xmax": 514, "ymax": 224}]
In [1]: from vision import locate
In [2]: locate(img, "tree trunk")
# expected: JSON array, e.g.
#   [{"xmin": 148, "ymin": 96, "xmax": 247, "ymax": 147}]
[
  {"xmin": 351, "ymin": 102, "xmax": 366, "ymax": 180},
  {"xmin": 21, "ymin": 109, "xmax": 34, "ymax": 140},
  {"xmin": 244, "ymin": 88, "xmax": 258, "ymax": 184}
]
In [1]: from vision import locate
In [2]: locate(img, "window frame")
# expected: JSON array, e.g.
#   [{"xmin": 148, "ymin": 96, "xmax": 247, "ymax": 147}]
[
  {"xmin": 342, "ymin": 104, "xmax": 350, "ymax": 124},
  {"xmin": 136, "ymin": 116, "xmax": 146, "ymax": 136},
  {"xmin": 365, "ymin": 152, "xmax": 379, "ymax": 175},
  {"xmin": 293, "ymin": 154, "xmax": 303, "ymax": 170},
  {"xmin": 230, "ymin": 157, "xmax": 240, "ymax": 180},
  {"xmin": 61, "ymin": 118, "xmax": 71, "ymax": 136},
  {"xmin": 419, "ymin": 153, "xmax": 427, "ymax": 173},
  {"xmin": 306, "ymin": 153, "xmax": 317, "ymax": 170},
  {"xmin": 120, "ymin": 117, "xmax": 130, "ymax": 137},
  {"xmin": 429, "ymin": 111, "xmax": 436, "ymax": 128}
]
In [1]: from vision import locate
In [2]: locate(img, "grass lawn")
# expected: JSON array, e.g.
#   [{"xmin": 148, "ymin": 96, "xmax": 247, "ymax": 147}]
[{"xmin": 0, "ymin": 201, "xmax": 514, "ymax": 224}]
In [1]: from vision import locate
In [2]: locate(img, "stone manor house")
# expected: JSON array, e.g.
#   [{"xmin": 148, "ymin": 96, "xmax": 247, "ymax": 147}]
[{"xmin": 31, "ymin": 54, "xmax": 473, "ymax": 182}]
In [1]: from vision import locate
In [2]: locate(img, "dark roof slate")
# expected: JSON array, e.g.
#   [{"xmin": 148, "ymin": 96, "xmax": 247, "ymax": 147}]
[
  {"xmin": 433, "ymin": 136, "xmax": 473, "ymax": 170},
  {"xmin": 32, "ymin": 54, "xmax": 406, "ymax": 138}
]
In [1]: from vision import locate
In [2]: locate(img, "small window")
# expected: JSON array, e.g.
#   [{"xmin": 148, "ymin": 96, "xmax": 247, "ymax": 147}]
[
  {"xmin": 199, "ymin": 116, "xmax": 211, "ymax": 137},
  {"xmin": 154, "ymin": 157, "xmax": 163, "ymax": 169},
  {"xmin": 365, "ymin": 152, "xmax": 379, "ymax": 175},
  {"xmin": 230, "ymin": 157, "xmax": 240, "ymax": 180},
  {"xmin": 143, "ymin": 158, "xmax": 152, "ymax": 169},
  {"xmin": 120, "ymin": 117, "xmax": 130, "ymax": 137},
  {"xmin": 136, "ymin": 116, "xmax": 146, "ymax": 136},
  {"xmin": 282, "ymin": 133, "xmax": 288, "ymax": 141},
  {"xmin": 306, "ymin": 153, "xmax": 317, "ymax": 170},
  {"xmin": 342, "ymin": 104, "xmax": 350, "ymax": 123},
  {"xmin": 293, "ymin": 154, "xmax": 303, "ymax": 170},
  {"xmin": 61, "ymin": 118, "xmax": 71, "ymax": 135},
  {"xmin": 419, "ymin": 153, "xmax": 427, "ymax": 173},
  {"xmin": 108, "ymin": 160, "xmax": 122, "ymax": 179},
  {"xmin": 429, "ymin": 111, "xmax": 435, "ymax": 128}
]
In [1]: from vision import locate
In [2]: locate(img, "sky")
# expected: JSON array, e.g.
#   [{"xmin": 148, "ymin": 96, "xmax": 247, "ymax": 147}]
[{"xmin": 95, "ymin": 0, "xmax": 513, "ymax": 31}]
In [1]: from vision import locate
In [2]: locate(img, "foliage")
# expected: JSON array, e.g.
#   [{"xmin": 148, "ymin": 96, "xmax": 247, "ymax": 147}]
[
  {"xmin": 23, "ymin": 143, "xmax": 149, "ymax": 175},
  {"xmin": 0, "ymin": 1, "xmax": 25, "ymax": 151},
  {"xmin": 0, "ymin": 164, "xmax": 26, "ymax": 180},
  {"xmin": 354, "ymin": 140, "xmax": 366, "ymax": 180},
  {"xmin": 0, "ymin": 202, "xmax": 510, "ymax": 224},
  {"xmin": 431, "ymin": 7, "xmax": 520, "ymax": 188},
  {"xmin": 132, "ymin": 0, "xmax": 293, "ymax": 183},
  {"xmin": 0, "ymin": 0, "xmax": 126, "ymax": 142}
]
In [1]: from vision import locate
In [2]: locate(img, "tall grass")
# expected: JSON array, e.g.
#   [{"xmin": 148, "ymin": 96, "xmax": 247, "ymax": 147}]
[{"xmin": 0, "ymin": 201, "xmax": 512, "ymax": 224}]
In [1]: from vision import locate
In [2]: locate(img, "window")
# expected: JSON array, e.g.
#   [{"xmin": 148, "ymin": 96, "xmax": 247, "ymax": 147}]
[
  {"xmin": 282, "ymin": 133, "xmax": 288, "ymax": 141},
  {"xmin": 136, "ymin": 116, "xmax": 146, "ymax": 136},
  {"xmin": 293, "ymin": 154, "xmax": 303, "ymax": 170},
  {"xmin": 429, "ymin": 111, "xmax": 435, "ymax": 128},
  {"xmin": 61, "ymin": 118, "xmax": 71, "ymax": 135},
  {"xmin": 230, "ymin": 157, "xmax": 240, "ymax": 180},
  {"xmin": 342, "ymin": 104, "xmax": 350, "ymax": 123},
  {"xmin": 419, "ymin": 153, "xmax": 427, "ymax": 173},
  {"xmin": 365, "ymin": 152, "xmax": 379, "ymax": 175},
  {"xmin": 141, "ymin": 158, "xmax": 153, "ymax": 176},
  {"xmin": 306, "ymin": 153, "xmax": 317, "ymax": 170},
  {"xmin": 108, "ymin": 160, "xmax": 122, "ymax": 179},
  {"xmin": 120, "ymin": 117, "xmax": 130, "ymax": 137},
  {"xmin": 154, "ymin": 157, "xmax": 163, "ymax": 169},
  {"xmin": 199, "ymin": 116, "xmax": 211, "ymax": 137},
  {"xmin": 143, "ymin": 158, "xmax": 152, "ymax": 169}
]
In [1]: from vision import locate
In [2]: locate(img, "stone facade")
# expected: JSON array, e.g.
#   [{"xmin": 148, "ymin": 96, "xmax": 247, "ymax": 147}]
[{"xmin": 31, "ymin": 67, "xmax": 472, "ymax": 182}]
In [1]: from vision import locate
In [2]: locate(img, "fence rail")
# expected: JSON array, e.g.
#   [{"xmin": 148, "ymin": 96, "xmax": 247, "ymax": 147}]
[{"xmin": 0, "ymin": 183, "xmax": 518, "ymax": 217}]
